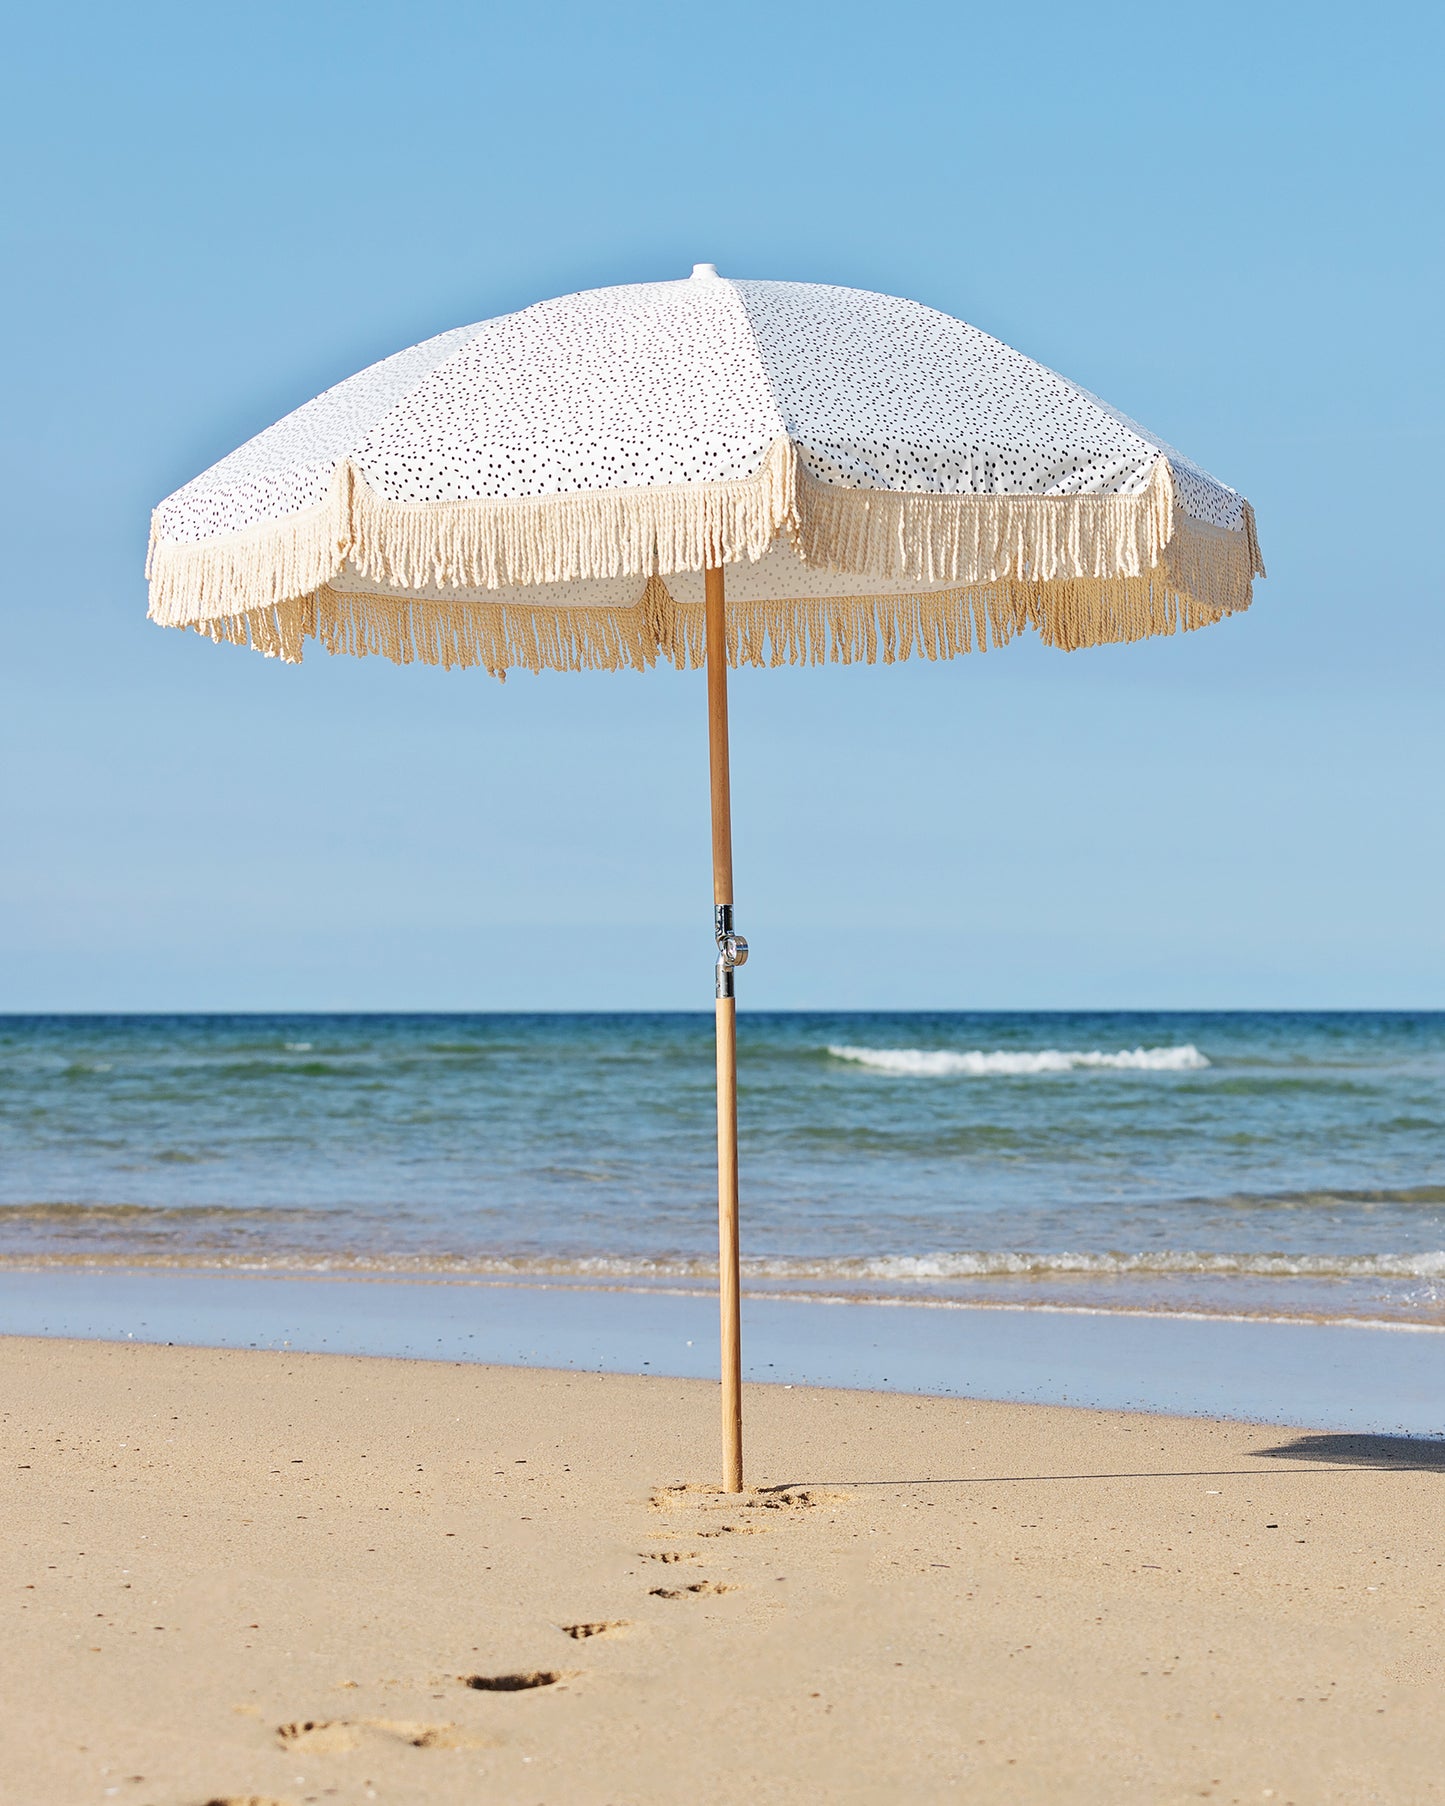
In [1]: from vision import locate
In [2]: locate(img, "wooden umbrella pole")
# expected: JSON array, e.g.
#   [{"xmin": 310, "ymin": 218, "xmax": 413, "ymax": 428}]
[{"xmin": 705, "ymin": 564, "xmax": 745, "ymax": 1493}]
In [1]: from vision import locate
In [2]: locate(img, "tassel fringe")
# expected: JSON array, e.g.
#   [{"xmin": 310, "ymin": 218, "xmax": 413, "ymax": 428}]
[
  {"xmin": 146, "ymin": 477, "xmax": 352, "ymax": 623},
  {"xmin": 793, "ymin": 455, "xmax": 1177, "ymax": 587},
  {"xmin": 149, "ymin": 438, "xmax": 799, "ymax": 626},
  {"xmin": 151, "ymin": 441, "xmax": 1263, "ymax": 672},
  {"xmin": 191, "ymin": 564, "xmax": 1252, "ymax": 677}
]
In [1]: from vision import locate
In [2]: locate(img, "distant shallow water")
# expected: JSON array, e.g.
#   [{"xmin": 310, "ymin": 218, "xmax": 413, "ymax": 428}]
[{"xmin": 2, "ymin": 1010, "xmax": 1442, "ymax": 1326}]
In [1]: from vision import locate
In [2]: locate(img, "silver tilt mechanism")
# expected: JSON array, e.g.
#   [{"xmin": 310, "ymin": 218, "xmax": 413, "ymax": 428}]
[{"xmin": 714, "ymin": 904, "xmax": 749, "ymax": 999}]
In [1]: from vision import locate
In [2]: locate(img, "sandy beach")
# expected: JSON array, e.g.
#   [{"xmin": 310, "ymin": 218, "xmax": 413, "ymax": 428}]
[{"xmin": 5, "ymin": 1337, "xmax": 1443, "ymax": 1805}]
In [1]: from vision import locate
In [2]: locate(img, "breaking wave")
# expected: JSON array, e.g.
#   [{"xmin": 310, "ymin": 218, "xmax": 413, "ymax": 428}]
[{"xmin": 826, "ymin": 1043, "xmax": 1211, "ymax": 1077}]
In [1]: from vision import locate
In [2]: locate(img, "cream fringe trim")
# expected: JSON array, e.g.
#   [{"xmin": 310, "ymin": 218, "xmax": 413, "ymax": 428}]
[
  {"xmin": 187, "ymin": 558, "xmax": 1257, "ymax": 677},
  {"xmin": 148, "ymin": 437, "xmax": 799, "ymax": 624},
  {"xmin": 149, "ymin": 442, "xmax": 1264, "ymax": 671},
  {"xmin": 796, "ymin": 456, "xmax": 1175, "ymax": 586}
]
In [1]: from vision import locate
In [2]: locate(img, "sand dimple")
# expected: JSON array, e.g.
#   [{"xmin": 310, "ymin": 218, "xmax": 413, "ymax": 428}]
[
  {"xmin": 464, "ymin": 1669, "xmax": 565, "ymax": 1691},
  {"xmin": 560, "ymin": 1620, "xmax": 630, "ymax": 1639},
  {"xmin": 642, "ymin": 1550, "xmax": 698, "ymax": 1563},
  {"xmin": 366, "ymin": 1717, "xmax": 491, "ymax": 1749},
  {"xmin": 649, "ymin": 1581, "xmax": 738, "ymax": 1600}
]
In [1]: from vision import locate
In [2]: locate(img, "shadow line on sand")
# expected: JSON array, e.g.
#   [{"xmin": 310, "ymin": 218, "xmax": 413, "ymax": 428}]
[{"xmin": 765, "ymin": 1470, "xmax": 1319, "ymax": 1488}]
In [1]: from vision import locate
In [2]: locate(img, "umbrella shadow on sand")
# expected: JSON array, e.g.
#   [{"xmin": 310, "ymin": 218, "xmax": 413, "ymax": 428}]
[
  {"xmin": 1251, "ymin": 1433, "xmax": 1445, "ymax": 1471},
  {"xmin": 773, "ymin": 1436, "xmax": 1445, "ymax": 1487}
]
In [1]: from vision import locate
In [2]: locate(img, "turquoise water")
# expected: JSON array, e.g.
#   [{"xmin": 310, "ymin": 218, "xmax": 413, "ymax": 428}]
[{"xmin": 2, "ymin": 1011, "xmax": 1443, "ymax": 1324}]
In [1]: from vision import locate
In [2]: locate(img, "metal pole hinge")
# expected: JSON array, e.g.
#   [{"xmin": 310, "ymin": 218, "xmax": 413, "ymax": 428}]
[{"xmin": 714, "ymin": 904, "xmax": 749, "ymax": 999}]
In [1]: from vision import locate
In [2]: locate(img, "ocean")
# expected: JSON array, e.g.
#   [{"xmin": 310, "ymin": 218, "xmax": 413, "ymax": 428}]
[{"xmin": 3, "ymin": 1010, "xmax": 1442, "ymax": 1328}]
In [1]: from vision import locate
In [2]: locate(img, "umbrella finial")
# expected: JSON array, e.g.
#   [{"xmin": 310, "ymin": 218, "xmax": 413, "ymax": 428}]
[{"xmin": 691, "ymin": 262, "xmax": 719, "ymax": 279}]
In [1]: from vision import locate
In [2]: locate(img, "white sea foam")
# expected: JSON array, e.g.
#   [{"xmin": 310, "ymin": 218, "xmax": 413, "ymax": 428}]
[
  {"xmin": 12, "ymin": 1248, "xmax": 1442, "ymax": 1283},
  {"xmin": 748, "ymin": 1250, "xmax": 1445, "ymax": 1282},
  {"xmin": 826, "ymin": 1043, "xmax": 1210, "ymax": 1077}
]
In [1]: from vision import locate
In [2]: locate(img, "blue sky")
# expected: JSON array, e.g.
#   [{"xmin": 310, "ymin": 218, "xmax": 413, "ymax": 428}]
[{"xmin": 2, "ymin": 0, "xmax": 1441, "ymax": 1011}]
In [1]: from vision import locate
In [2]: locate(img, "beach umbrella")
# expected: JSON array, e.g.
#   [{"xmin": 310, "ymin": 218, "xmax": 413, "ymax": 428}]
[{"xmin": 147, "ymin": 265, "xmax": 1264, "ymax": 1491}]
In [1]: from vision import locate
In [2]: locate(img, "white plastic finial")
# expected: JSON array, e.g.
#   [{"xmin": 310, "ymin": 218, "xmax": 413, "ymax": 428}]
[{"xmin": 691, "ymin": 262, "xmax": 719, "ymax": 279}]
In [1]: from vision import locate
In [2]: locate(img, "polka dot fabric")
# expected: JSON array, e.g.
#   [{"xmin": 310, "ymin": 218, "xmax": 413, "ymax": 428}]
[
  {"xmin": 734, "ymin": 281, "xmax": 1242, "ymax": 529},
  {"xmin": 153, "ymin": 321, "xmax": 481, "ymax": 544},
  {"xmin": 155, "ymin": 271, "xmax": 1243, "ymax": 539}
]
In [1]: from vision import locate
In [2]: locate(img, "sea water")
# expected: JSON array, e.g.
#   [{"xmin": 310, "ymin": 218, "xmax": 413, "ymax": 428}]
[{"xmin": 2, "ymin": 1011, "xmax": 1442, "ymax": 1327}]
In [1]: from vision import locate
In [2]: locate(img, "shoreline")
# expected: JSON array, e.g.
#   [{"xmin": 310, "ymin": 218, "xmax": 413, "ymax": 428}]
[
  {"xmin": 5, "ymin": 1266, "xmax": 1443, "ymax": 1435},
  {"xmin": 5, "ymin": 1252, "xmax": 1445, "ymax": 1330},
  {"xmin": 5, "ymin": 1255, "xmax": 1445, "ymax": 1334},
  {"xmin": 4, "ymin": 1335, "xmax": 1443, "ymax": 1804}
]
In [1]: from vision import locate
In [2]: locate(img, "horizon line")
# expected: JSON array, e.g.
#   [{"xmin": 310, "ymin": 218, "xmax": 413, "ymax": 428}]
[{"xmin": 3, "ymin": 1006, "xmax": 1442, "ymax": 1021}]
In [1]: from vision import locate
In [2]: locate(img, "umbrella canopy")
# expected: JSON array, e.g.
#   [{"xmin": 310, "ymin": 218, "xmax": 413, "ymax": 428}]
[
  {"xmin": 148, "ymin": 266, "xmax": 1263, "ymax": 1493},
  {"xmin": 148, "ymin": 266, "xmax": 1263, "ymax": 673}
]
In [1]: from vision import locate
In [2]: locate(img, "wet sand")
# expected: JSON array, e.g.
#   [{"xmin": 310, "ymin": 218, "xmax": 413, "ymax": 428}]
[
  {"xmin": 4, "ymin": 1335, "xmax": 1443, "ymax": 1804},
  {"xmin": 7, "ymin": 1267, "xmax": 1445, "ymax": 1433}
]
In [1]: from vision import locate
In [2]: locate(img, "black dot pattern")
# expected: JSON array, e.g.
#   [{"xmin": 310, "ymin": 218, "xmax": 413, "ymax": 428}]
[
  {"xmin": 736, "ymin": 281, "xmax": 1240, "ymax": 527},
  {"xmin": 153, "ymin": 273, "xmax": 1243, "ymax": 547}
]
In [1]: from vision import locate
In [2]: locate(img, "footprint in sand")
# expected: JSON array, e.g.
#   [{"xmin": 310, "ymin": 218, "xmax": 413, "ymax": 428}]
[
  {"xmin": 276, "ymin": 1717, "xmax": 489, "ymax": 1752},
  {"xmin": 649, "ymin": 1483, "xmax": 723, "ymax": 1511},
  {"xmin": 204, "ymin": 1797, "xmax": 296, "ymax": 1806},
  {"xmin": 650, "ymin": 1482, "xmax": 848, "ymax": 1518},
  {"xmin": 463, "ymin": 1669, "xmax": 566, "ymax": 1691},
  {"xmin": 749, "ymin": 1487, "xmax": 850, "ymax": 1511},
  {"xmin": 641, "ymin": 1550, "xmax": 700, "ymax": 1563},
  {"xmin": 275, "ymin": 1720, "xmax": 359, "ymax": 1754},
  {"xmin": 560, "ymin": 1620, "xmax": 630, "ymax": 1639},
  {"xmin": 648, "ymin": 1580, "xmax": 738, "ymax": 1600}
]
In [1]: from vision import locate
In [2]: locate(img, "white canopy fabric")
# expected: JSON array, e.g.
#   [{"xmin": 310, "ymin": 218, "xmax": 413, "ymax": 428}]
[{"xmin": 148, "ymin": 268, "xmax": 1263, "ymax": 675}]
